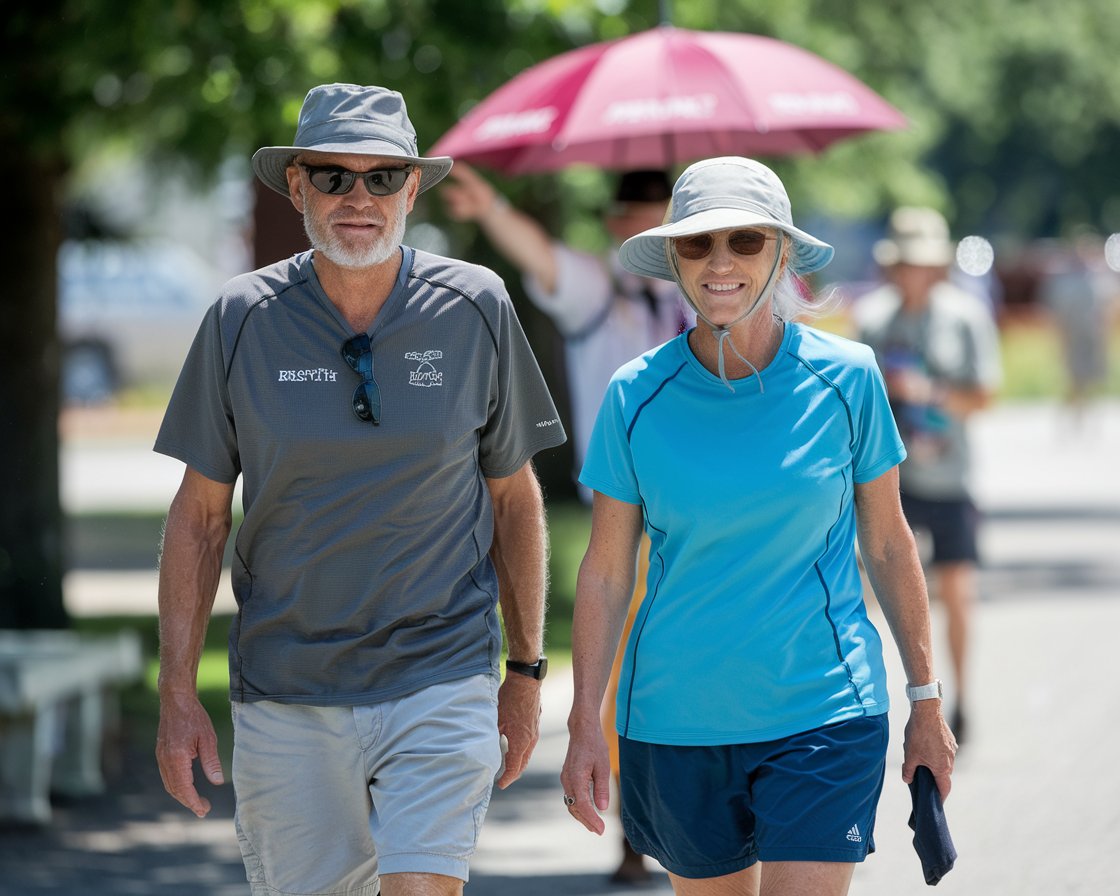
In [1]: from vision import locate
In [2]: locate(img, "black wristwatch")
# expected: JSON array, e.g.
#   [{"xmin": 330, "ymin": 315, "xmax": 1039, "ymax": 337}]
[{"xmin": 505, "ymin": 657, "xmax": 548, "ymax": 680}]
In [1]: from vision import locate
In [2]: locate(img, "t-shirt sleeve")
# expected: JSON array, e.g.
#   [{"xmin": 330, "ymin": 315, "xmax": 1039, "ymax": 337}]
[
  {"xmin": 478, "ymin": 291, "xmax": 566, "ymax": 478},
  {"xmin": 852, "ymin": 351, "xmax": 907, "ymax": 484},
  {"xmin": 965, "ymin": 307, "xmax": 1003, "ymax": 392},
  {"xmin": 152, "ymin": 301, "xmax": 241, "ymax": 484},
  {"xmin": 577, "ymin": 374, "xmax": 642, "ymax": 504},
  {"xmin": 523, "ymin": 243, "xmax": 613, "ymax": 337}
]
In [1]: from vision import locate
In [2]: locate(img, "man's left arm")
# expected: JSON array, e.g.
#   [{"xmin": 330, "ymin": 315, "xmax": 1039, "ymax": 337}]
[
  {"xmin": 487, "ymin": 460, "xmax": 548, "ymax": 789},
  {"xmin": 942, "ymin": 298, "xmax": 1003, "ymax": 419}
]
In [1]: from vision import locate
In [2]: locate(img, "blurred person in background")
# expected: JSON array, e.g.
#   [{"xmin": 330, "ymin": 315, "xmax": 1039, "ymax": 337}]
[
  {"xmin": 1038, "ymin": 234, "xmax": 1118, "ymax": 429},
  {"xmin": 154, "ymin": 83, "xmax": 565, "ymax": 896},
  {"xmin": 854, "ymin": 206, "xmax": 1003, "ymax": 746},
  {"xmin": 562, "ymin": 157, "xmax": 955, "ymax": 896},
  {"xmin": 443, "ymin": 162, "xmax": 694, "ymax": 885}
]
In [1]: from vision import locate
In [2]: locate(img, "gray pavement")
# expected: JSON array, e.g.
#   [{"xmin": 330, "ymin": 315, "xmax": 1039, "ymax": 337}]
[{"xmin": 3, "ymin": 399, "xmax": 1118, "ymax": 895}]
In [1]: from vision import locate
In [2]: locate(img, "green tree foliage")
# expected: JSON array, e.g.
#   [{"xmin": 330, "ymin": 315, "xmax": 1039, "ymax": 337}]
[{"xmin": 2, "ymin": 0, "xmax": 1118, "ymax": 624}]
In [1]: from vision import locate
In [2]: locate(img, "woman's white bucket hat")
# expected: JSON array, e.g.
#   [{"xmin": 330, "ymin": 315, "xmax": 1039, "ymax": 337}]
[{"xmin": 618, "ymin": 156, "xmax": 834, "ymax": 281}]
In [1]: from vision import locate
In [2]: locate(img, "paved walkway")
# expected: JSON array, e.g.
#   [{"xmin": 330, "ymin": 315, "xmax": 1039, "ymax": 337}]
[{"xmin": 2, "ymin": 399, "xmax": 1118, "ymax": 895}]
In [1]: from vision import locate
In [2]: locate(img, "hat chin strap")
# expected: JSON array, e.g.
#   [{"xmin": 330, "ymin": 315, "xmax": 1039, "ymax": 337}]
[{"xmin": 670, "ymin": 232, "xmax": 785, "ymax": 393}]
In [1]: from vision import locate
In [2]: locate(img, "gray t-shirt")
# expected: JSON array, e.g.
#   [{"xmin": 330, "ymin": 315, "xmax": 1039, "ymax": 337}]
[
  {"xmin": 155, "ymin": 247, "xmax": 566, "ymax": 705},
  {"xmin": 854, "ymin": 280, "xmax": 1001, "ymax": 500}
]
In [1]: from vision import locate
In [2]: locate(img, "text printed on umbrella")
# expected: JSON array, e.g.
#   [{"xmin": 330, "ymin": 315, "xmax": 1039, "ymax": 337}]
[
  {"xmin": 768, "ymin": 92, "xmax": 861, "ymax": 117},
  {"xmin": 603, "ymin": 94, "xmax": 718, "ymax": 125},
  {"xmin": 476, "ymin": 108, "xmax": 559, "ymax": 141}
]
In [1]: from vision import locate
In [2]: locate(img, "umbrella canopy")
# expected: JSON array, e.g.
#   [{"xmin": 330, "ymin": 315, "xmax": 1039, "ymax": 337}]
[{"xmin": 429, "ymin": 26, "xmax": 908, "ymax": 174}]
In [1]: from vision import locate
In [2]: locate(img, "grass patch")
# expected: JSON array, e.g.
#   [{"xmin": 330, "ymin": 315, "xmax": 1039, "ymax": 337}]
[
  {"xmin": 544, "ymin": 499, "xmax": 592, "ymax": 657},
  {"xmin": 66, "ymin": 511, "xmax": 243, "ymax": 570},
  {"xmin": 65, "ymin": 512, "xmax": 166, "ymax": 570},
  {"xmin": 998, "ymin": 318, "xmax": 1065, "ymax": 400},
  {"xmin": 113, "ymin": 383, "xmax": 175, "ymax": 410},
  {"xmin": 75, "ymin": 613, "xmax": 235, "ymax": 765},
  {"xmin": 997, "ymin": 314, "xmax": 1120, "ymax": 400},
  {"xmin": 817, "ymin": 309, "xmax": 1120, "ymax": 401}
]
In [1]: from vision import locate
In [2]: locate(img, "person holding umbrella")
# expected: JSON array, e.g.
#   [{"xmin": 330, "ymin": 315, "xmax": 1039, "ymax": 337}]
[
  {"xmin": 560, "ymin": 157, "xmax": 956, "ymax": 895},
  {"xmin": 441, "ymin": 162, "xmax": 694, "ymax": 496},
  {"xmin": 442, "ymin": 162, "xmax": 694, "ymax": 885}
]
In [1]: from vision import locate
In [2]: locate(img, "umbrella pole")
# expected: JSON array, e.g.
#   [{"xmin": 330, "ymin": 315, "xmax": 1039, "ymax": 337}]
[{"xmin": 659, "ymin": 0, "xmax": 672, "ymax": 26}]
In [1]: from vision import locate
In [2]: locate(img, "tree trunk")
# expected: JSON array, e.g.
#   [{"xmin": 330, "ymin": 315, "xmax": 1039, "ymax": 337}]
[{"xmin": 0, "ymin": 144, "xmax": 68, "ymax": 629}]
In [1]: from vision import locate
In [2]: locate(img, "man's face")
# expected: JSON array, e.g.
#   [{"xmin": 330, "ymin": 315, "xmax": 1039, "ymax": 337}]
[
  {"xmin": 287, "ymin": 152, "xmax": 420, "ymax": 270},
  {"xmin": 605, "ymin": 200, "xmax": 669, "ymax": 244},
  {"xmin": 889, "ymin": 262, "xmax": 945, "ymax": 305}
]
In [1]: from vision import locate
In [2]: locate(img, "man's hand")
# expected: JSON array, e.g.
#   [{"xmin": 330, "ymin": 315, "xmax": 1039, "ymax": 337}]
[
  {"xmin": 440, "ymin": 162, "xmax": 500, "ymax": 223},
  {"xmin": 155, "ymin": 690, "xmax": 225, "ymax": 817},
  {"xmin": 495, "ymin": 672, "xmax": 542, "ymax": 789}
]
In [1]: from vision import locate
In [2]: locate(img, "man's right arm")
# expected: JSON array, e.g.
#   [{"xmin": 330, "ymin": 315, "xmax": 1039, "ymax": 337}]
[
  {"xmin": 155, "ymin": 466, "xmax": 235, "ymax": 817},
  {"xmin": 440, "ymin": 161, "xmax": 559, "ymax": 293}
]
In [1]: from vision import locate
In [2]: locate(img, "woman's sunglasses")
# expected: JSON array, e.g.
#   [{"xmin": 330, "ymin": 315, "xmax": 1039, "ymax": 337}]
[
  {"xmin": 672, "ymin": 230, "xmax": 775, "ymax": 261},
  {"xmin": 300, "ymin": 163, "xmax": 413, "ymax": 197}
]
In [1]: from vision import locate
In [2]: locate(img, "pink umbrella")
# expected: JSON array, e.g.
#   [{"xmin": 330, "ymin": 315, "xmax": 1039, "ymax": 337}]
[{"xmin": 429, "ymin": 26, "xmax": 908, "ymax": 174}]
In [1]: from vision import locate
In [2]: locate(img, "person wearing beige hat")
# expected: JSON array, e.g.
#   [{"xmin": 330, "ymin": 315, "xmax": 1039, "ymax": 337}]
[
  {"xmin": 153, "ymin": 83, "xmax": 566, "ymax": 896},
  {"xmin": 561, "ymin": 159, "xmax": 956, "ymax": 895},
  {"xmin": 855, "ymin": 206, "xmax": 1003, "ymax": 747}
]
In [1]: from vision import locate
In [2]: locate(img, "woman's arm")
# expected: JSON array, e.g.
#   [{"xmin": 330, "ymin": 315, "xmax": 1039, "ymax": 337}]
[
  {"xmin": 561, "ymin": 492, "xmax": 645, "ymax": 833},
  {"xmin": 856, "ymin": 467, "xmax": 957, "ymax": 799}
]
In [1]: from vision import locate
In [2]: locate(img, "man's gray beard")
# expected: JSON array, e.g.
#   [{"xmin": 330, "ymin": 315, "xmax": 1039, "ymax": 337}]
[{"xmin": 303, "ymin": 202, "xmax": 407, "ymax": 269}]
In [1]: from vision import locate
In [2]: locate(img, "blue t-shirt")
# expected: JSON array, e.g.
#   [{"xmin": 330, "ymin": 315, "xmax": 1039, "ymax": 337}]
[{"xmin": 580, "ymin": 322, "xmax": 905, "ymax": 745}]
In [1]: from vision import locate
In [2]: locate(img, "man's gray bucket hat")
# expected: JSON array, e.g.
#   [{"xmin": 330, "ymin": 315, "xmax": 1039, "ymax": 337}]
[
  {"xmin": 618, "ymin": 157, "xmax": 834, "ymax": 281},
  {"xmin": 252, "ymin": 83, "xmax": 453, "ymax": 197}
]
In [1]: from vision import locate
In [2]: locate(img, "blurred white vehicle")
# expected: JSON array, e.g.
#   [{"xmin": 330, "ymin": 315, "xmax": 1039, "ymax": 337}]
[{"xmin": 57, "ymin": 240, "xmax": 221, "ymax": 404}]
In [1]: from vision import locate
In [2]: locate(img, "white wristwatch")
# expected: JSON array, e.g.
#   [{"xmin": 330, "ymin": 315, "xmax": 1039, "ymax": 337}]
[{"xmin": 906, "ymin": 680, "xmax": 943, "ymax": 703}]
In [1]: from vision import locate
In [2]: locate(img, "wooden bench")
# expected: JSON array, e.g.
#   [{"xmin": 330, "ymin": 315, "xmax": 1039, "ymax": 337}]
[{"xmin": 0, "ymin": 629, "xmax": 143, "ymax": 825}]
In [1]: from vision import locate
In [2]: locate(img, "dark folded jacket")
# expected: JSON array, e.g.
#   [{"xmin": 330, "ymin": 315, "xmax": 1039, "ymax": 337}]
[{"xmin": 908, "ymin": 765, "xmax": 957, "ymax": 885}]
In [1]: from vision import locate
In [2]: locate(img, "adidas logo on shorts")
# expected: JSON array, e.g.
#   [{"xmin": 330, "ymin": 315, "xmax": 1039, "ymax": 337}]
[{"xmin": 846, "ymin": 824, "xmax": 863, "ymax": 843}]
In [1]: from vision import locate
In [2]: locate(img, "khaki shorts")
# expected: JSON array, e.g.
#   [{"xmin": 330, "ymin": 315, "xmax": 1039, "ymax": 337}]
[{"xmin": 231, "ymin": 674, "xmax": 501, "ymax": 895}]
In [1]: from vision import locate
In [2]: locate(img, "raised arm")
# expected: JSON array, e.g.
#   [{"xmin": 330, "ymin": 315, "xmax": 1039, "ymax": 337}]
[
  {"xmin": 155, "ymin": 466, "xmax": 235, "ymax": 817},
  {"xmin": 441, "ymin": 161, "xmax": 559, "ymax": 293}
]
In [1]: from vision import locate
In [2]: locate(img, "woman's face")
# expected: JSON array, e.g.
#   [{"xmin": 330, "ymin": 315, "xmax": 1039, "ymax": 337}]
[{"xmin": 672, "ymin": 227, "xmax": 786, "ymax": 327}]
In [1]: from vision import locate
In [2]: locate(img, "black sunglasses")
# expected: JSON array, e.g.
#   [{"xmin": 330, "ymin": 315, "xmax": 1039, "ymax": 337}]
[
  {"xmin": 300, "ymin": 163, "xmax": 413, "ymax": 197},
  {"xmin": 340, "ymin": 334, "xmax": 382, "ymax": 425},
  {"xmin": 672, "ymin": 230, "xmax": 775, "ymax": 261}
]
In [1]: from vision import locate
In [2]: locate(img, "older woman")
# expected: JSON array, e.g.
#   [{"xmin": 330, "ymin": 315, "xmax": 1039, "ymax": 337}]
[{"xmin": 560, "ymin": 157, "xmax": 956, "ymax": 896}]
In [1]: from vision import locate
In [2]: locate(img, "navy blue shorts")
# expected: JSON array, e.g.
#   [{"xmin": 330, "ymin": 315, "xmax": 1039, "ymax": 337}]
[
  {"xmin": 901, "ymin": 492, "xmax": 980, "ymax": 564},
  {"xmin": 618, "ymin": 714, "xmax": 888, "ymax": 879}
]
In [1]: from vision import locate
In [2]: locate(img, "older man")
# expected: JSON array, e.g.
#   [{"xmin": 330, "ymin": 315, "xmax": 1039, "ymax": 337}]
[
  {"xmin": 855, "ymin": 207, "xmax": 1002, "ymax": 746},
  {"xmin": 154, "ymin": 83, "xmax": 566, "ymax": 896}
]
